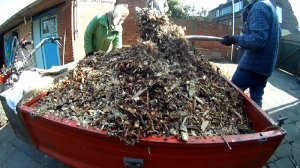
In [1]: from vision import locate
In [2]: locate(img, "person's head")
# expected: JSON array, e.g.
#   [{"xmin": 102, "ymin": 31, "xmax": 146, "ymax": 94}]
[{"xmin": 112, "ymin": 4, "xmax": 129, "ymax": 26}]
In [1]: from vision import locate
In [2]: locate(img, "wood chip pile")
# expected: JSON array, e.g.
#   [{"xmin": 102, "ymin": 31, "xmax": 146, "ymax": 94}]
[{"xmin": 34, "ymin": 8, "xmax": 250, "ymax": 144}]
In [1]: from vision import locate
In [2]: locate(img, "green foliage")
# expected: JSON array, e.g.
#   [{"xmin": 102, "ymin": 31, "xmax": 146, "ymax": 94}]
[
  {"xmin": 167, "ymin": 0, "xmax": 210, "ymax": 21},
  {"xmin": 167, "ymin": 0, "xmax": 186, "ymax": 18}
]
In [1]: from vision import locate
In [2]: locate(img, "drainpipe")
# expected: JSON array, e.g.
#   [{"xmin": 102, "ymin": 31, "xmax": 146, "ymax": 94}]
[{"xmin": 231, "ymin": 0, "xmax": 235, "ymax": 62}]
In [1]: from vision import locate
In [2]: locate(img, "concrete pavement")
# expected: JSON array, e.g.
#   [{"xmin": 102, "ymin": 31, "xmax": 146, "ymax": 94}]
[
  {"xmin": 0, "ymin": 61, "xmax": 299, "ymax": 168},
  {"xmin": 0, "ymin": 124, "xmax": 68, "ymax": 168}
]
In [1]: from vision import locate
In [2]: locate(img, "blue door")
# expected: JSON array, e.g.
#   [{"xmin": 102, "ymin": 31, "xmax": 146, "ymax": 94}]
[
  {"xmin": 41, "ymin": 15, "xmax": 60, "ymax": 69},
  {"xmin": 33, "ymin": 13, "xmax": 60, "ymax": 69},
  {"xmin": 4, "ymin": 33, "xmax": 14, "ymax": 67},
  {"xmin": 33, "ymin": 19, "xmax": 44, "ymax": 68}
]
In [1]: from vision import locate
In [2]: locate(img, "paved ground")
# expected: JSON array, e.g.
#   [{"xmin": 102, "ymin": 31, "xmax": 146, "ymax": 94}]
[
  {"xmin": 0, "ymin": 124, "xmax": 69, "ymax": 168},
  {"xmin": 0, "ymin": 61, "xmax": 299, "ymax": 168}
]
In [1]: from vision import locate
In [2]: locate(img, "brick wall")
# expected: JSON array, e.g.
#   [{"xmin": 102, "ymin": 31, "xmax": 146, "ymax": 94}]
[
  {"xmin": 18, "ymin": 21, "xmax": 35, "ymax": 66},
  {"xmin": 57, "ymin": 1, "xmax": 74, "ymax": 65},
  {"xmin": 116, "ymin": 0, "xmax": 144, "ymax": 45},
  {"xmin": 173, "ymin": 19, "xmax": 230, "ymax": 58},
  {"xmin": 117, "ymin": 0, "xmax": 230, "ymax": 58},
  {"xmin": 18, "ymin": 21, "xmax": 33, "ymax": 46}
]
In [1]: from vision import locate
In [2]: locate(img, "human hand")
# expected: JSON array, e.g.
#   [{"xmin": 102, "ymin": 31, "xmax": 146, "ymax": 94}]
[{"xmin": 220, "ymin": 36, "xmax": 237, "ymax": 46}]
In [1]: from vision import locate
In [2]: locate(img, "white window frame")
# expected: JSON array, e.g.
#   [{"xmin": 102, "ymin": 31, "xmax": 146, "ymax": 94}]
[{"xmin": 276, "ymin": 6, "xmax": 283, "ymax": 24}]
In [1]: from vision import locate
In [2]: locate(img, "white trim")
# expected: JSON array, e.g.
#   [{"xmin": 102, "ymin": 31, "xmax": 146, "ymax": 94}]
[{"xmin": 276, "ymin": 6, "xmax": 282, "ymax": 24}]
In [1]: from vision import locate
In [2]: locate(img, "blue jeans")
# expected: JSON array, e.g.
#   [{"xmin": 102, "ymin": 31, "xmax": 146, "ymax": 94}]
[{"xmin": 232, "ymin": 68, "xmax": 269, "ymax": 107}]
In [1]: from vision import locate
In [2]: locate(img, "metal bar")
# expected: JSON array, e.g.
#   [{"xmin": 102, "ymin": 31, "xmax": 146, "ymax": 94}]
[
  {"xmin": 185, "ymin": 35, "xmax": 224, "ymax": 42},
  {"xmin": 63, "ymin": 29, "xmax": 66, "ymax": 65},
  {"xmin": 231, "ymin": 0, "xmax": 235, "ymax": 62}
]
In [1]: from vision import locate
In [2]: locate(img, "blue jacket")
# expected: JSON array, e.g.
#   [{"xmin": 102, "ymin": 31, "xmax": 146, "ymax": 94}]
[{"xmin": 235, "ymin": 0, "xmax": 280, "ymax": 76}]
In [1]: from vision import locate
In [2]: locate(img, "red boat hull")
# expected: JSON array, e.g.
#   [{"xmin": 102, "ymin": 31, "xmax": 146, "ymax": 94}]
[{"xmin": 17, "ymin": 80, "xmax": 285, "ymax": 168}]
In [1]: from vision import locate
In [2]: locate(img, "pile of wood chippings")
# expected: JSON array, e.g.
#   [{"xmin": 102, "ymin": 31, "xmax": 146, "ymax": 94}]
[{"xmin": 34, "ymin": 8, "xmax": 250, "ymax": 144}]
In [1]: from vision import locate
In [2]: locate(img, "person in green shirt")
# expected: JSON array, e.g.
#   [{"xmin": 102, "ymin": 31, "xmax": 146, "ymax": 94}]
[{"xmin": 84, "ymin": 4, "xmax": 129, "ymax": 56}]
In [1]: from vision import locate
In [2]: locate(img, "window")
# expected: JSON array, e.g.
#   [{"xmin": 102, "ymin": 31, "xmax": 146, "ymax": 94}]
[
  {"xmin": 215, "ymin": 1, "xmax": 243, "ymax": 18},
  {"xmin": 42, "ymin": 17, "xmax": 57, "ymax": 34},
  {"xmin": 234, "ymin": 1, "xmax": 243, "ymax": 13},
  {"xmin": 216, "ymin": 10, "xmax": 220, "ymax": 17},
  {"xmin": 221, "ymin": 5, "xmax": 232, "ymax": 15},
  {"xmin": 276, "ymin": 6, "xmax": 282, "ymax": 24}
]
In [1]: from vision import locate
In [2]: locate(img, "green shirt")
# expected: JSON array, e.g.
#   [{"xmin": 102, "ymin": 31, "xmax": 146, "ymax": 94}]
[{"xmin": 84, "ymin": 14, "xmax": 122, "ymax": 54}]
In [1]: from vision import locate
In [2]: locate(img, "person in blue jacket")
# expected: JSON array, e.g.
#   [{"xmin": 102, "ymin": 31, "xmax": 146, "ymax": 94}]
[{"xmin": 220, "ymin": 0, "xmax": 281, "ymax": 107}]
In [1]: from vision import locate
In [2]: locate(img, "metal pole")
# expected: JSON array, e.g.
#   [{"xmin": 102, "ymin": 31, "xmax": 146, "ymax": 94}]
[
  {"xmin": 63, "ymin": 29, "xmax": 66, "ymax": 65},
  {"xmin": 231, "ymin": 0, "xmax": 235, "ymax": 62}
]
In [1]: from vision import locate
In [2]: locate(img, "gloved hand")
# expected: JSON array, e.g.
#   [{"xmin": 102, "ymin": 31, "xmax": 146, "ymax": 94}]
[
  {"xmin": 221, "ymin": 36, "xmax": 237, "ymax": 46},
  {"xmin": 86, "ymin": 51, "xmax": 94, "ymax": 57}
]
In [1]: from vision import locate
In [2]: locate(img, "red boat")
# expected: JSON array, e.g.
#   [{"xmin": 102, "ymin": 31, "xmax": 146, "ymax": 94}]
[{"xmin": 17, "ymin": 80, "xmax": 285, "ymax": 168}]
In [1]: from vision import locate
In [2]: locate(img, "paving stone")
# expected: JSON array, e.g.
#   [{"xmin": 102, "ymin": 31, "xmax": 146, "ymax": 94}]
[
  {"xmin": 11, "ymin": 138, "xmax": 33, "ymax": 154},
  {"xmin": 11, "ymin": 138, "xmax": 45, "ymax": 162},
  {"xmin": 292, "ymin": 138, "xmax": 300, "ymax": 151},
  {"xmin": 282, "ymin": 124, "xmax": 300, "ymax": 143},
  {"xmin": 0, "ymin": 125, "xmax": 67, "ymax": 167},
  {"xmin": 42, "ymin": 155, "xmax": 69, "ymax": 168},
  {"xmin": 291, "ymin": 139, "xmax": 300, "ymax": 166},
  {"xmin": 291, "ymin": 149, "xmax": 300, "ymax": 167},
  {"xmin": 268, "ymin": 113, "xmax": 276, "ymax": 121},
  {"xmin": 282, "ymin": 138, "xmax": 290, "ymax": 145},
  {"xmin": 1, "ymin": 125, "xmax": 17, "ymax": 142},
  {"xmin": 274, "ymin": 143, "xmax": 292, "ymax": 158},
  {"xmin": 268, "ymin": 113, "xmax": 283, "ymax": 124},
  {"xmin": 296, "ymin": 121, "xmax": 300, "ymax": 130},
  {"xmin": 0, "ymin": 125, "xmax": 16, "ymax": 142},
  {"xmin": 268, "ymin": 111, "xmax": 296, "ymax": 125},
  {"xmin": 11, "ymin": 138, "xmax": 68, "ymax": 168},
  {"xmin": 0, "ymin": 126, "xmax": 9, "ymax": 142},
  {"xmin": 268, "ymin": 154, "xmax": 279, "ymax": 162},
  {"xmin": 294, "ymin": 110, "xmax": 300, "ymax": 117},
  {"xmin": 0, "ymin": 150, "xmax": 44, "ymax": 168},
  {"xmin": 284, "ymin": 109, "xmax": 300, "ymax": 123},
  {"xmin": 273, "ymin": 157, "xmax": 295, "ymax": 168},
  {"xmin": 266, "ymin": 162, "xmax": 279, "ymax": 168},
  {"xmin": 0, "ymin": 141, "xmax": 17, "ymax": 165}
]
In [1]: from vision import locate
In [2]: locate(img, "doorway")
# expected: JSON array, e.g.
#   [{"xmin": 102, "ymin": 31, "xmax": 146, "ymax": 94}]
[{"xmin": 33, "ymin": 13, "xmax": 60, "ymax": 69}]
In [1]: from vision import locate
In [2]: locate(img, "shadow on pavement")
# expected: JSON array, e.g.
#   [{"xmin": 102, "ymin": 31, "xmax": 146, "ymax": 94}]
[{"xmin": 0, "ymin": 123, "xmax": 69, "ymax": 168}]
